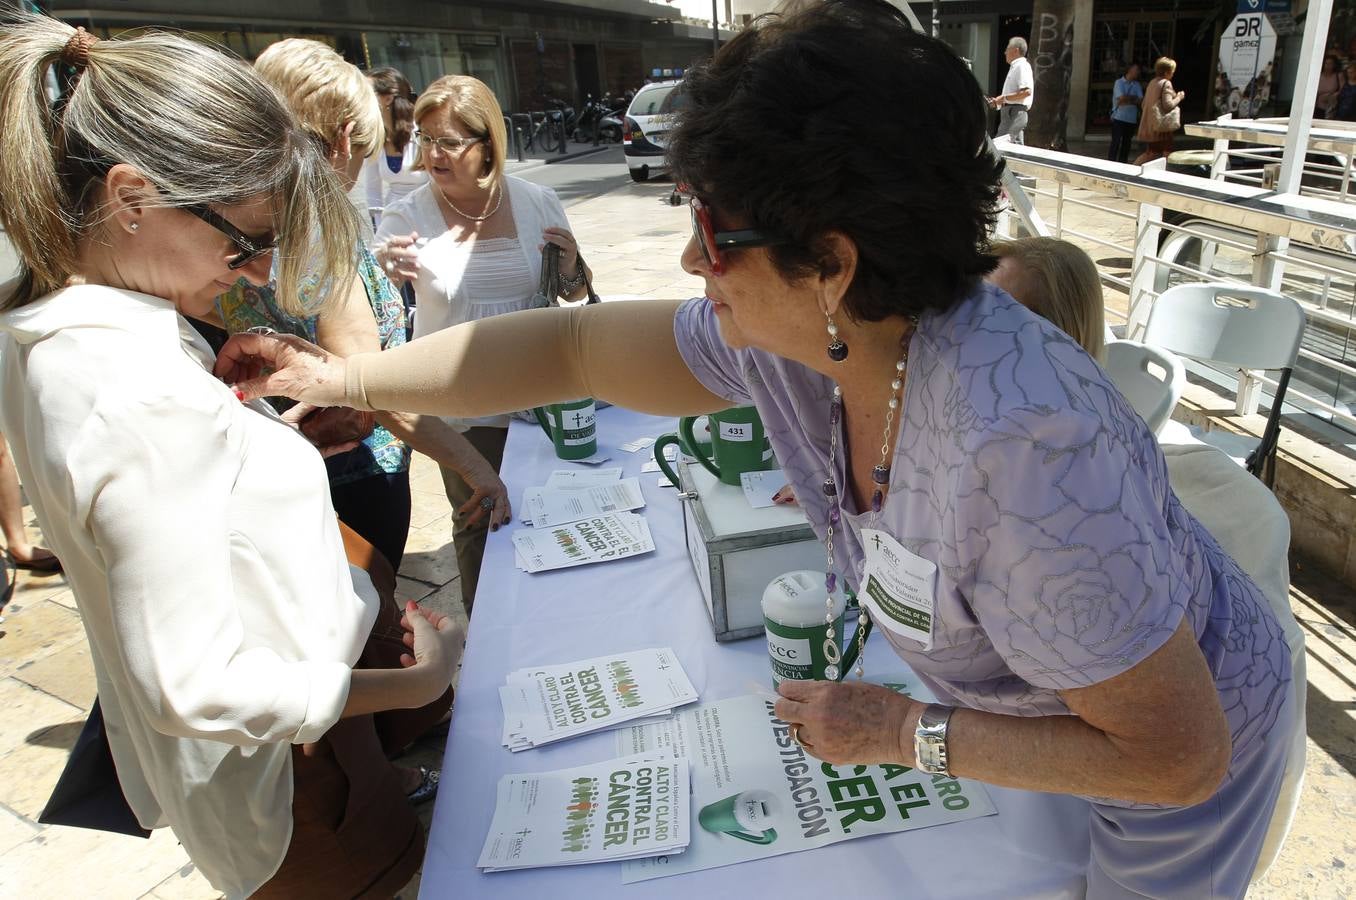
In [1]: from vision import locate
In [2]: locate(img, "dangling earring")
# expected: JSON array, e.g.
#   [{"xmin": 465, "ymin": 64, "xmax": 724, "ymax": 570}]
[{"xmin": 826, "ymin": 315, "xmax": 848, "ymax": 361}]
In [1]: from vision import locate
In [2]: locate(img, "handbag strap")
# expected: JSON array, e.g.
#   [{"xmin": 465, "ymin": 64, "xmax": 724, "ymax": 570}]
[{"xmin": 577, "ymin": 250, "xmax": 601, "ymax": 305}]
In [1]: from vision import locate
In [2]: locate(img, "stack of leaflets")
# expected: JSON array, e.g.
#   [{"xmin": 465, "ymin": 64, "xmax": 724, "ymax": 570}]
[
  {"xmin": 512, "ymin": 511, "xmax": 655, "ymax": 573},
  {"xmin": 477, "ymin": 754, "xmax": 691, "ymax": 872},
  {"xmin": 500, "ymin": 648, "xmax": 699, "ymax": 751},
  {"xmin": 520, "ymin": 475, "xmax": 646, "ymax": 528}
]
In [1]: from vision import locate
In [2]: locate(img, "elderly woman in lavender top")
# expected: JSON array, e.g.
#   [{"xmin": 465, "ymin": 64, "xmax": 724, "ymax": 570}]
[{"xmin": 217, "ymin": 2, "xmax": 1293, "ymax": 897}]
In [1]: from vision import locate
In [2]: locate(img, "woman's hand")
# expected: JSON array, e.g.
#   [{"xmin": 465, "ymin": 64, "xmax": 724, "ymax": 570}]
[
  {"xmin": 377, "ymin": 231, "xmax": 421, "ymax": 285},
  {"xmin": 455, "ymin": 453, "xmax": 512, "ymax": 531},
  {"xmin": 774, "ymin": 679, "xmax": 918, "ymax": 766},
  {"xmin": 279, "ymin": 402, "xmax": 369, "ymax": 458},
  {"xmin": 542, "ymin": 226, "xmax": 580, "ymax": 279},
  {"xmin": 399, "ymin": 600, "xmax": 466, "ymax": 702},
  {"xmin": 214, "ymin": 331, "xmax": 350, "ymax": 406}
]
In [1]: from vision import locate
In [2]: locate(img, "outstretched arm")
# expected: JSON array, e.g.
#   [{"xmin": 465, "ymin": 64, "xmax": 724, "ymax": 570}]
[{"xmin": 218, "ymin": 300, "xmax": 731, "ymax": 419}]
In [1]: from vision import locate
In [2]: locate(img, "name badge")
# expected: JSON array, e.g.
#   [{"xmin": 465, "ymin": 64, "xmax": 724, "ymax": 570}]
[{"xmin": 859, "ymin": 528, "xmax": 937, "ymax": 648}]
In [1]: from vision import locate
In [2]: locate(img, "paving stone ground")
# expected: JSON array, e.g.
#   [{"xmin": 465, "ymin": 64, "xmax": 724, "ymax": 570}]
[{"xmin": 0, "ymin": 177, "xmax": 1351, "ymax": 899}]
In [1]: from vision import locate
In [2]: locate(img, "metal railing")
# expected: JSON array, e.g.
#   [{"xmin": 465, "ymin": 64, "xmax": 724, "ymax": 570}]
[{"xmin": 994, "ymin": 139, "xmax": 1356, "ymax": 436}]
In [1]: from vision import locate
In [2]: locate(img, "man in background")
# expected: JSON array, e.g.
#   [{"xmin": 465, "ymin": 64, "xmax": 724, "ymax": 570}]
[
  {"xmin": 1109, "ymin": 62, "xmax": 1143, "ymax": 162},
  {"xmin": 990, "ymin": 37, "xmax": 1033, "ymax": 144}
]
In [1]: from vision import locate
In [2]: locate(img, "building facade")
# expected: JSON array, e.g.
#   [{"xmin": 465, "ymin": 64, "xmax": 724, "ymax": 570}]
[{"xmin": 45, "ymin": 0, "xmax": 736, "ymax": 113}]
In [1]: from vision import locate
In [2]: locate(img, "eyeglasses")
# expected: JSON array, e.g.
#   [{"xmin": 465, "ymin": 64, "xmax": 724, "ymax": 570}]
[
  {"xmin": 687, "ymin": 196, "xmax": 779, "ymax": 276},
  {"xmin": 415, "ymin": 132, "xmax": 484, "ymax": 155},
  {"xmin": 183, "ymin": 205, "xmax": 277, "ymax": 270}
]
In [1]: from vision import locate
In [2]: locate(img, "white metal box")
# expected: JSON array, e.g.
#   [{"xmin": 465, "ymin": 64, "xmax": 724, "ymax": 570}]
[{"xmin": 677, "ymin": 461, "xmax": 824, "ymax": 642}]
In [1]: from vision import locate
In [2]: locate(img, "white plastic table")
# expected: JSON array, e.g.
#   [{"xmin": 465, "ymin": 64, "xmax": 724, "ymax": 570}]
[{"xmin": 419, "ymin": 407, "xmax": 1093, "ymax": 898}]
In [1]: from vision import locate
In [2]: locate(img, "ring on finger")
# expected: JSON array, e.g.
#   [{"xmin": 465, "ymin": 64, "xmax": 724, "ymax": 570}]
[
  {"xmin": 480, "ymin": 496, "xmax": 495, "ymax": 511},
  {"xmin": 791, "ymin": 724, "xmax": 812, "ymax": 750}
]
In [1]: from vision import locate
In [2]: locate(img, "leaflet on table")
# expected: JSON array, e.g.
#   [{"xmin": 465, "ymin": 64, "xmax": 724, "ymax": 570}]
[
  {"xmin": 740, "ymin": 469, "xmax": 789, "ymax": 509},
  {"xmin": 501, "ymin": 685, "xmax": 669, "ymax": 748},
  {"xmin": 614, "ymin": 689, "xmax": 996, "ymax": 882},
  {"xmin": 498, "ymin": 647, "xmax": 699, "ymax": 750},
  {"xmin": 521, "ymin": 477, "xmax": 646, "ymax": 528},
  {"xmin": 543, "ymin": 467, "xmax": 625, "ymax": 491},
  {"xmin": 477, "ymin": 755, "xmax": 691, "ymax": 871},
  {"xmin": 512, "ymin": 512, "xmax": 655, "ymax": 573}
]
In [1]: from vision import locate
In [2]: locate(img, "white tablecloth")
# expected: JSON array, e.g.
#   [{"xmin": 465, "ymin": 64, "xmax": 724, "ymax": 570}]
[{"xmin": 420, "ymin": 407, "xmax": 1093, "ymax": 898}]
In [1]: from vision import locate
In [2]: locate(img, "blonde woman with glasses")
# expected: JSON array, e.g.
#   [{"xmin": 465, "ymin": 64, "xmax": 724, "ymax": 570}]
[
  {"xmin": 374, "ymin": 74, "xmax": 592, "ymax": 612},
  {"xmin": 0, "ymin": 19, "xmax": 460, "ymax": 899}
]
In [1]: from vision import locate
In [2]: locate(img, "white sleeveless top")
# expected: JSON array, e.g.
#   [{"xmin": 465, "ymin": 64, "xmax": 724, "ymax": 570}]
[{"xmin": 376, "ymin": 175, "xmax": 570, "ymax": 430}]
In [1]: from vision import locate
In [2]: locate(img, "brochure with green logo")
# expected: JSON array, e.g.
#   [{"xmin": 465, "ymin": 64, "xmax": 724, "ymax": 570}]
[
  {"xmin": 512, "ymin": 511, "xmax": 655, "ymax": 573},
  {"xmin": 499, "ymin": 648, "xmax": 699, "ymax": 751},
  {"xmin": 477, "ymin": 755, "xmax": 691, "ymax": 872},
  {"xmin": 614, "ymin": 683, "xmax": 996, "ymax": 882}
]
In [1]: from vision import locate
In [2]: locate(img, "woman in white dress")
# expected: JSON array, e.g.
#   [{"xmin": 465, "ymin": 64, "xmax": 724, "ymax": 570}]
[{"xmin": 374, "ymin": 74, "xmax": 592, "ymax": 611}]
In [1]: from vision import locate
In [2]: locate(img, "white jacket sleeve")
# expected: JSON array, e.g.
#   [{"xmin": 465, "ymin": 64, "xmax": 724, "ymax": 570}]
[{"xmin": 72, "ymin": 389, "xmax": 350, "ymax": 747}]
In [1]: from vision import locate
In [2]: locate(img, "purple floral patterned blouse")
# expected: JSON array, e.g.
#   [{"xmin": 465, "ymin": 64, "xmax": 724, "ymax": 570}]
[{"xmin": 674, "ymin": 284, "xmax": 1290, "ymax": 789}]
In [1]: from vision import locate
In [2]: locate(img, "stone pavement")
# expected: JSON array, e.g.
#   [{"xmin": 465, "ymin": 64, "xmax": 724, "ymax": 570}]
[{"xmin": 0, "ymin": 177, "xmax": 1352, "ymax": 898}]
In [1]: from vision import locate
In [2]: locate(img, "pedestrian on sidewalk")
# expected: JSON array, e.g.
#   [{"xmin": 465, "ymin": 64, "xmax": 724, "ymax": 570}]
[
  {"xmin": 1134, "ymin": 57, "xmax": 1185, "ymax": 165},
  {"xmin": 0, "ymin": 19, "xmax": 458, "ymax": 899},
  {"xmin": 1109, "ymin": 62, "xmax": 1143, "ymax": 164},
  {"xmin": 0, "ymin": 432, "xmax": 60, "ymax": 572},
  {"xmin": 990, "ymin": 37, "xmax": 1033, "ymax": 144}
]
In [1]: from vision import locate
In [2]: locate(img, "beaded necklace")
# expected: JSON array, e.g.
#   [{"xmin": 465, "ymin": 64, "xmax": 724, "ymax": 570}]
[{"xmin": 819, "ymin": 333, "xmax": 911, "ymax": 681}]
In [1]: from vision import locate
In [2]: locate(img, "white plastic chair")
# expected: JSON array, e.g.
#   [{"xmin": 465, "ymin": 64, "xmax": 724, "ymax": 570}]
[
  {"xmin": 1103, "ymin": 340, "xmax": 1186, "ymax": 435},
  {"xmin": 1142, "ymin": 283, "xmax": 1305, "ymax": 485}
]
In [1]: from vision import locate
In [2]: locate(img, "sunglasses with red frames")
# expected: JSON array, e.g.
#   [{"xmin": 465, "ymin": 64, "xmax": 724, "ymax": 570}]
[
  {"xmin": 184, "ymin": 205, "xmax": 278, "ymax": 270},
  {"xmin": 687, "ymin": 196, "xmax": 780, "ymax": 276}
]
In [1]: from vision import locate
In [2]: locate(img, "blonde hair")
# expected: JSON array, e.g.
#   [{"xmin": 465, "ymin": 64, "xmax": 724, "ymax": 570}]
[
  {"xmin": 1154, "ymin": 57, "xmax": 1177, "ymax": 78},
  {"xmin": 0, "ymin": 16, "xmax": 358, "ymax": 314},
  {"xmin": 411, "ymin": 75, "xmax": 507, "ymax": 190},
  {"xmin": 991, "ymin": 238, "xmax": 1105, "ymax": 359},
  {"xmin": 254, "ymin": 38, "xmax": 382, "ymax": 160}
]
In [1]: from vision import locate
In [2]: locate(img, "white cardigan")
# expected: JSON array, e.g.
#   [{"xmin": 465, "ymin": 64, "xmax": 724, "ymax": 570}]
[
  {"xmin": 376, "ymin": 175, "xmax": 572, "ymax": 430},
  {"xmin": 0, "ymin": 285, "xmax": 379, "ymax": 899}
]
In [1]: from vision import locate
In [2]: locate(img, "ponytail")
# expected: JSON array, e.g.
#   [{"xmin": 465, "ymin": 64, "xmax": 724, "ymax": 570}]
[
  {"xmin": 0, "ymin": 15, "xmax": 83, "ymax": 307},
  {"xmin": 0, "ymin": 15, "xmax": 359, "ymax": 315}
]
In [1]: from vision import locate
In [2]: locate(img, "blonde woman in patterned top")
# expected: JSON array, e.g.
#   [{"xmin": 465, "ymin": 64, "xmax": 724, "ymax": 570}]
[{"xmin": 214, "ymin": 39, "xmax": 510, "ymax": 571}]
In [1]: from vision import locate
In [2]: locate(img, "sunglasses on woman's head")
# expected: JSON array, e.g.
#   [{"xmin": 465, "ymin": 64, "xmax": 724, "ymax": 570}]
[
  {"xmin": 685, "ymin": 195, "xmax": 779, "ymax": 276},
  {"xmin": 183, "ymin": 205, "xmax": 277, "ymax": 270}
]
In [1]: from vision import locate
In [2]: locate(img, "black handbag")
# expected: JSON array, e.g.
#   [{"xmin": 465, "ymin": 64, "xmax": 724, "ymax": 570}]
[{"xmin": 39, "ymin": 697, "xmax": 151, "ymax": 838}]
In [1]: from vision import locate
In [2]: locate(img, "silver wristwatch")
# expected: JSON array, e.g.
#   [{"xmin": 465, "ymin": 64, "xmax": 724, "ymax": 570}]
[{"xmin": 913, "ymin": 703, "xmax": 954, "ymax": 776}]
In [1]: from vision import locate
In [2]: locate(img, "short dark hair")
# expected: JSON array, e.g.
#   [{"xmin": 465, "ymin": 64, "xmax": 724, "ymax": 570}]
[{"xmin": 667, "ymin": 0, "xmax": 1002, "ymax": 322}]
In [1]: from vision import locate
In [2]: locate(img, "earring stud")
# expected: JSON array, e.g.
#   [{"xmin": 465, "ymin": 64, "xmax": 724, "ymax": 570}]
[{"xmin": 129, "ymin": 222, "xmax": 139, "ymax": 232}]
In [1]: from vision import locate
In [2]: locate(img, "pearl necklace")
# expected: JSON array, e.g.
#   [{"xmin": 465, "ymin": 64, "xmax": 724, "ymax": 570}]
[
  {"xmin": 820, "ymin": 332, "xmax": 911, "ymax": 681},
  {"xmin": 438, "ymin": 181, "xmax": 502, "ymax": 222}
]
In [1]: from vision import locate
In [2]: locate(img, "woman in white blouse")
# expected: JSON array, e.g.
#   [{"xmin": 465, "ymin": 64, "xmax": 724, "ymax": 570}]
[
  {"xmin": 0, "ymin": 20, "xmax": 461, "ymax": 899},
  {"xmin": 362, "ymin": 66, "xmax": 426, "ymax": 228},
  {"xmin": 375, "ymin": 74, "xmax": 592, "ymax": 611}
]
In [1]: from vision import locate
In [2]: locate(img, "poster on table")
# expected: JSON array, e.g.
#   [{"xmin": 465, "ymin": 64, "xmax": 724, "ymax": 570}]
[
  {"xmin": 477, "ymin": 755, "xmax": 691, "ymax": 871},
  {"xmin": 615, "ymin": 688, "xmax": 996, "ymax": 882}
]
